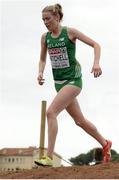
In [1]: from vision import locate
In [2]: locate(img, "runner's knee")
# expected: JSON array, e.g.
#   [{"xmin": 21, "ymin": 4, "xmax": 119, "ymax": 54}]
[
  {"xmin": 46, "ymin": 109, "xmax": 57, "ymax": 119},
  {"xmin": 75, "ymin": 118, "xmax": 85, "ymax": 127},
  {"xmin": 75, "ymin": 120, "xmax": 82, "ymax": 127}
]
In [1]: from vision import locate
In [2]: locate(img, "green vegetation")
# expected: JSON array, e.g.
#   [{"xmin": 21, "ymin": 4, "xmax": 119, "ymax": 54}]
[{"xmin": 69, "ymin": 149, "xmax": 119, "ymax": 165}]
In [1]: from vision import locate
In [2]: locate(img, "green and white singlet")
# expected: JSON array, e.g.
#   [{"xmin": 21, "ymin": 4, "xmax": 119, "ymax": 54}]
[{"xmin": 45, "ymin": 26, "xmax": 82, "ymax": 91}]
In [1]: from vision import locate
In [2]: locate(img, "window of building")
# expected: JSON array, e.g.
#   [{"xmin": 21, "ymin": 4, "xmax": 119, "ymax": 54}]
[
  {"xmin": 12, "ymin": 158, "xmax": 15, "ymax": 163},
  {"xmin": 8, "ymin": 158, "xmax": 11, "ymax": 163},
  {"xmin": 16, "ymin": 158, "xmax": 19, "ymax": 163}
]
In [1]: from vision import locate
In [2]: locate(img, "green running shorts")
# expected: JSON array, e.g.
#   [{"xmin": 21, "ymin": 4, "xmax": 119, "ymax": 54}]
[{"xmin": 55, "ymin": 77, "xmax": 82, "ymax": 92}]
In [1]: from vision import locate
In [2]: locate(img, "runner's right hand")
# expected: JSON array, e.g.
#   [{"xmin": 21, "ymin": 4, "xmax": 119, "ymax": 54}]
[{"xmin": 37, "ymin": 72, "xmax": 45, "ymax": 85}]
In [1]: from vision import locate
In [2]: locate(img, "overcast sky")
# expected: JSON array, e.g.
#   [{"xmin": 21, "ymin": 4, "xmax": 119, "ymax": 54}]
[{"xmin": 1, "ymin": 0, "xmax": 119, "ymax": 161}]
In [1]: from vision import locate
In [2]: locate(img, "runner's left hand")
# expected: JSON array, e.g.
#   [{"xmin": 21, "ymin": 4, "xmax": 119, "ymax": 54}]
[{"xmin": 91, "ymin": 64, "xmax": 102, "ymax": 78}]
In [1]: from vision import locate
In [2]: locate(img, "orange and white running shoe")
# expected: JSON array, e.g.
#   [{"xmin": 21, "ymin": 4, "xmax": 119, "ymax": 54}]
[{"xmin": 102, "ymin": 140, "xmax": 112, "ymax": 163}]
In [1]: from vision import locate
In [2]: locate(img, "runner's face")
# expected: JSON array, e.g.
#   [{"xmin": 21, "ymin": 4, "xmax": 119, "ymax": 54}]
[{"xmin": 42, "ymin": 12, "xmax": 58, "ymax": 31}]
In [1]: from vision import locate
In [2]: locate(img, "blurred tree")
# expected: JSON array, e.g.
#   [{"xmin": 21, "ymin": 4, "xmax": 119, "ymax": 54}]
[{"xmin": 69, "ymin": 149, "xmax": 119, "ymax": 165}]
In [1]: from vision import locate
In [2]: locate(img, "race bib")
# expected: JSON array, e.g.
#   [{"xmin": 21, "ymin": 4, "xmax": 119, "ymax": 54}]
[{"xmin": 48, "ymin": 47, "xmax": 70, "ymax": 69}]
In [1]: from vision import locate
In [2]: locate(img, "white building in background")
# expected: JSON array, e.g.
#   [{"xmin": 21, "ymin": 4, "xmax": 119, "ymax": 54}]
[{"xmin": 0, "ymin": 147, "xmax": 62, "ymax": 171}]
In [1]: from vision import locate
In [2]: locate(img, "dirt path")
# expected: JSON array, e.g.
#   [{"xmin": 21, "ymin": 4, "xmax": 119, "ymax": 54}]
[{"xmin": 0, "ymin": 162, "xmax": 119, "ymax": 179}]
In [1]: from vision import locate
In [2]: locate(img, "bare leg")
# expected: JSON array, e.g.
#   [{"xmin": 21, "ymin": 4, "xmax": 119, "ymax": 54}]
[
  {"xmin": 46, "ymin": 85, "xmax": 81, "ymax": 158},
  {"xmin": 66, "ymin": 98, "xmax": 107, "ymax": 147}
]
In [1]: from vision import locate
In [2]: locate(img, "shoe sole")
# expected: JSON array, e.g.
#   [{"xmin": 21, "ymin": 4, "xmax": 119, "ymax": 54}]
[{"xmin": 34, "ymin": 161, "xmax": 52, "ymax": 167}]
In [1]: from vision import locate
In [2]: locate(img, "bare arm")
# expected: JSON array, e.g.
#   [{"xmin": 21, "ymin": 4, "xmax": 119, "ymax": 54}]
[
  {"xmin": 68, "ymin": 28, "xmax": 102, "ymax": 77},
  {"xmin": 37, "ymin": 33, "xmax": 47, "ymax": 85}
]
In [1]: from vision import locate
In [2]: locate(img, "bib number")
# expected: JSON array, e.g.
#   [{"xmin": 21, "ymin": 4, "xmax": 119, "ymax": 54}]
[{"xmin": 48, "ymin": 47, "xmax": 70, "ymax": 69}]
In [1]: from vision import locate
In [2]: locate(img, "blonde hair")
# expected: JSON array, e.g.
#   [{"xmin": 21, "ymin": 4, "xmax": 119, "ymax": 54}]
[{"xmin": 42, "ymin": 4, "xmax": 63, "ymax": 21}]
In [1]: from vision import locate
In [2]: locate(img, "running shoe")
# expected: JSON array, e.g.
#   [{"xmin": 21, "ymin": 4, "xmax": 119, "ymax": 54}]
[
  {"xmin": 102, "ymin": 140, "xmax": 112, "ymax": 163},
  {"xmin": 34, "ymin": 155, "xmax": 53, "ymax": 166}
]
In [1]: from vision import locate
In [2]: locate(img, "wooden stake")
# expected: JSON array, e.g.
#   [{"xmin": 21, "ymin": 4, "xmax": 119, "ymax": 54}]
[{"xmin": 39, "ymin": 100, "xmax": 47, "ymax": 158}]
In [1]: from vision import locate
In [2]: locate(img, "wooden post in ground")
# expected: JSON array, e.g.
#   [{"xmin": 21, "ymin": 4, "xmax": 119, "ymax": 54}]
[{"xmin": 39, "ymin": 100, "xmax": 47, "ymax": 158}]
